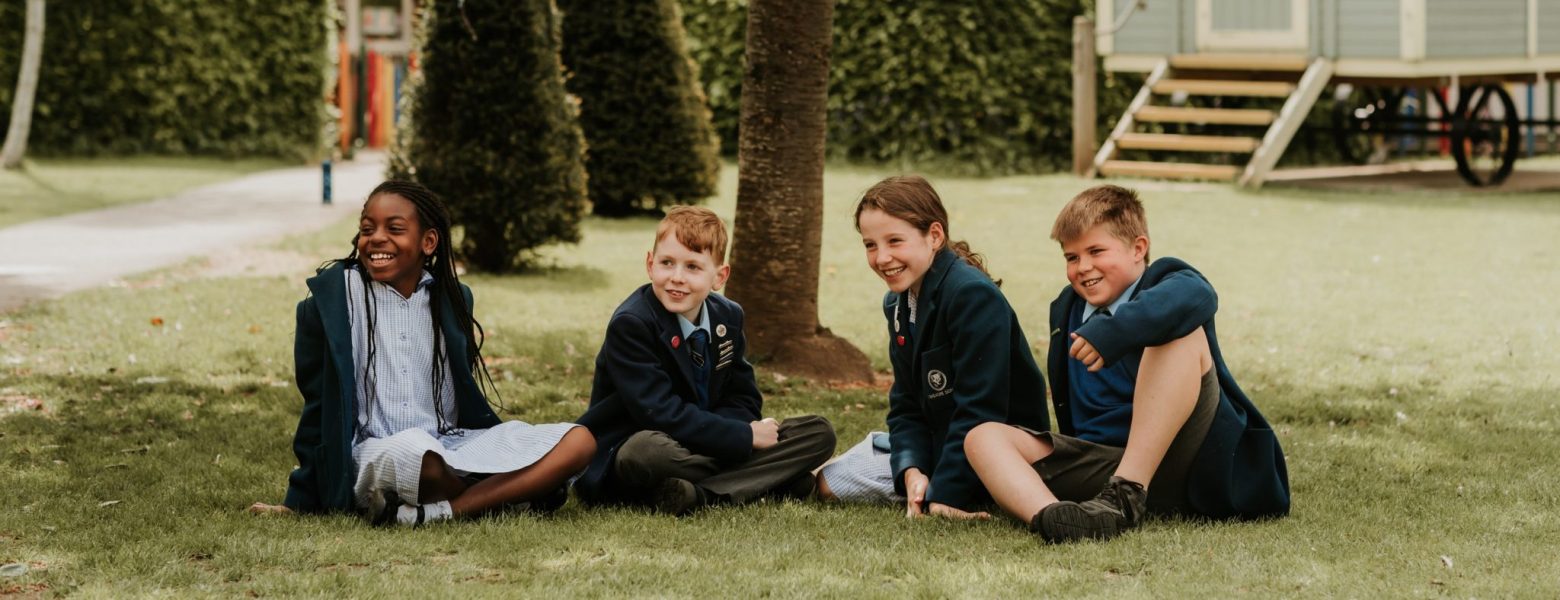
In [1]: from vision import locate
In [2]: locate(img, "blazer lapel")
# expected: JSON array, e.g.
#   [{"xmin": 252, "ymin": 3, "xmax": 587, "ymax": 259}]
[
  {"xmin": 306, "ymin": 263, "xmax": 358, "ymax": 438},
  {"xmin": 908, "ymin": 250, "xmax": 958, "ymax": 368},
  {"xmin": 646, "ymin": 287, "xmax": 700, "ymax": 396}
]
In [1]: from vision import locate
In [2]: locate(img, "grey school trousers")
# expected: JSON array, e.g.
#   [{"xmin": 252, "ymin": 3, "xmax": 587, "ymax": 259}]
[{"xmin": 610, "ymin": 415, "xmax": 836, "ymax": 504}]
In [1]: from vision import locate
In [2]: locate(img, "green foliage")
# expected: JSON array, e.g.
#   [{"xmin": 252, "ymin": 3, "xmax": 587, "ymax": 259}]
[
  {"xmin": 681, "ymin": 0, "xmax": 1126, "ymax": 175},
  {"xmin": 558, "ymin": 0, "xmax": 721, "ymax": 216},
  {"xmin": 389, "ymin": 0, "xmax": 589, "ymax": 271},
  {"xmin": 0, "ymin": 0, "xmax": 327, "ymax": 160}
]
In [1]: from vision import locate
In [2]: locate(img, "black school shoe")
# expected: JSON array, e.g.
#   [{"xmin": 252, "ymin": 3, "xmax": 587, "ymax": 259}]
[
  {"xmin": 1031, "ymin": 476, "xmax": 1148, "ymax": 543},
  {"xmin": 370, "ymin": 491, "xmax": 404, "ymax": 527},
  {"xmin": 653, "ymin": 478, "xmax": 709, "ymax": 516},
  {"xmin": 525, "ymin": 485, "xmax": 570, "ymax": 515}
]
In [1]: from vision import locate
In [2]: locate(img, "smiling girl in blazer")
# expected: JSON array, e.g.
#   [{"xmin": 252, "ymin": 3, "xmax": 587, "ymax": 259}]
[{"xmin": 815, "ymin": 175, "xmax": 1050, "ymax": 518}]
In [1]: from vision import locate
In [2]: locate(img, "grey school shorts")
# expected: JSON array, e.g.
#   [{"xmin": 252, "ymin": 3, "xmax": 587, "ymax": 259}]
[{"xmin": 1026, "ymin": 368, "xmax": 1220, "ymax": 515}]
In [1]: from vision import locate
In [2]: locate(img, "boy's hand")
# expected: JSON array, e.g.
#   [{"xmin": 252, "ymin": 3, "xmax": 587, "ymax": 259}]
[
  {"xmin": 903, "ymin": 468, "xmax": 929, "ymax": 517},
  {"xmin": 927, "ymin": 502, "xmax": 991, "ymax": 520},
  {"xmin": 1069, "ymin": 333, "xmax": 1105, "ymax": 372},
  {"xmin": 750, "ymin": 418, "xmax": 779, "ymax": 449},
  {"xmin": 247, "ymin": 502, "xmax": 291, "ymax": 515}
]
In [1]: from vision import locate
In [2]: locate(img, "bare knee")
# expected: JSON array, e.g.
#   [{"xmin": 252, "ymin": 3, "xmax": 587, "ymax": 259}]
[
  {"xmin": 1144, "ymin": 326, "xmax": 1213, "ymax": 373},
  {"xmin": 559, "ymin": 427, "xmax": 596, "ymax": 473},
  {"xmin": 965, "ymin": 422, "xmax": 1017, "ymax": 463}
]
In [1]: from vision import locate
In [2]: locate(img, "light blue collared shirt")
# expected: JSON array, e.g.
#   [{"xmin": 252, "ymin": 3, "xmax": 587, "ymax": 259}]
[
  {"xmin": 676, "ymin": 301, "xmax": 711, "ymax": 340},
  {"xmin": 1081, "ymin": 275, "xmax": 1143, "ymax": 323}
]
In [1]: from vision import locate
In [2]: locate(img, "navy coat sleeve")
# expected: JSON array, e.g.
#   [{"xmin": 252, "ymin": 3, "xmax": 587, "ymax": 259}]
[
  {"xmin": 601, "ymin": 312, "xmax": 754, "ymax": 463},
  {"xmin": 925, "ymin": 281, "xmax": 1014, "ymax": 510},
  {"xmin": 284, "ymin": 297, "xmax": 327, "ymax": 513},
  {"xmin": 1075, "ymin": 270, "xmax": 1217, "ymax": 366}
]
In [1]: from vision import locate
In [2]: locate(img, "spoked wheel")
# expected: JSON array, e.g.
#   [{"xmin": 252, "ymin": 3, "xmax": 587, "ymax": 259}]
[
  {"xmin": 1450, "ymin": 84, "xmax": 1521, "ymax": 186},
  {"xmin": 1332, "ymin": 85, "xmax": 1404, "ymax": 165}
]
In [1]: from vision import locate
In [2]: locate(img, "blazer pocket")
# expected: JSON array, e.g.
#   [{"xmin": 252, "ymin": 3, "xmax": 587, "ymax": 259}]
[{"xmin": 920, "ymin": 345, "xmax": 955, "ymax": 402}]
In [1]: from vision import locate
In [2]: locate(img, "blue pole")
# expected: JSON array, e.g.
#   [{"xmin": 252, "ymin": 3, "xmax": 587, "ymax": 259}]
[{"xmin": 322, "ymin": 158, "xmax": 333, "ymax": 205}]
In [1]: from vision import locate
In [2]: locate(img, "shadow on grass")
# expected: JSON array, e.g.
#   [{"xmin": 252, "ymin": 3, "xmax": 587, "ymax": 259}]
[{"xmin": 467, "ymin": 264, "xmax": 613, "ymax": 294}]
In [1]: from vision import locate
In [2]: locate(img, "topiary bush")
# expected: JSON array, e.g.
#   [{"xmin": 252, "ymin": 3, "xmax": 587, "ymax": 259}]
[
  {"xmin": 558, "ymin": 0, "xmax": 720, "ymax": 217},
  {"xmin": 389, "ymin": 0, "xmax": 588, "ymax": 272},
  {"xmin": 0, "ymin": 0, "xmax": 326, "ymax": 160},
  {"xmin": 682, "ymin": 0, "xmax": 1131, "ymax": 175}
]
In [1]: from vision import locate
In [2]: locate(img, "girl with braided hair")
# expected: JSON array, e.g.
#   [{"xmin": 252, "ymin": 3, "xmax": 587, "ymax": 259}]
[{"xmin": 251, "ymin": 180, "xmax": 595, "ymax": 526}]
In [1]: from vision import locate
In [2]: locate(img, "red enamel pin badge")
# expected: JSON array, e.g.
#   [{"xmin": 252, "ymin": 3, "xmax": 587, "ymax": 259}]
[
  {"xmin": 896, "ymin": 335, "xmax": 906, "ymax": 347},
  {"xmin": 671, "ymin": 335, "xmax": 681, "ymax": 349}
]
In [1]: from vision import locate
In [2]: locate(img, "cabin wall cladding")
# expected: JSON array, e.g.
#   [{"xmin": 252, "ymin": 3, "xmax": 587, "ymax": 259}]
[
  {"xmin": 1332, "ymin": 0, "xmax": 1399, "ymax": 58},
  {"xmin": 1112, "ymin": 0, "xmax": 1178, "ymax": 54},
  {"xmin": 1212, "ymin": 0, "xmax": 1291, "ymax": 30},
  {"xmin": 1426, "ymin": 0, "xmax": 1527, "ymax": 59}
]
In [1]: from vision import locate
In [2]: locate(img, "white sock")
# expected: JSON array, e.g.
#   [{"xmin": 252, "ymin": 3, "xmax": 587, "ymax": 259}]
[{"xmin": 395, "ymin": 500, "xmax": 453, "ymax": 526}]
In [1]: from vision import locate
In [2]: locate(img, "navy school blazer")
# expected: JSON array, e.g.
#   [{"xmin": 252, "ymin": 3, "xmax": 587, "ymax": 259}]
[
  {"xmin": 1050, "ymin": 257, "xmax": 1291, "ymax": 519},
  {"xmin": 282, "ymin": 262, "xmax": 501, "ymax": 513},
  {"xmin": 573, "ymin": 284, "xmax": 763, "ymax": 503},
  {"xmin": 886, "ymin": 249, "xmax": 1051, "ymax": 511}
]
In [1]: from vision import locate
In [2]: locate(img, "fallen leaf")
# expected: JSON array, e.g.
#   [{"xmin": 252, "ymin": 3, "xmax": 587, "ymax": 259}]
[
  {"xmin": 1440, "ymin": 555, "xmax": 1453, "ymax": 569},
  {"xmin": 150, "ymin": 317, "xmax": 164, "ymax": 327},
  {"xmin": 248, "ymin": 324, "xmax": 262, "ymax": 334},
  {"xmin": 135, "ymin": 376, "xmax": 169, "ymax": 385},
  {"xmin": 98, "ymin": 500, "xmax": 121, "ymax": 508}
]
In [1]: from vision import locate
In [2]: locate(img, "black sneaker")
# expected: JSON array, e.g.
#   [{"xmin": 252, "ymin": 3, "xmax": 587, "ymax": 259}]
[
  {"xmin": 370, "ymin": 491, "xmax": 403, "ymax": 527},
  {"xmin": 653, "ymin": 478, "xmax": 707, "ymax": 516},
  {"xmin": 1031, "ymin": 476, "xmax": 1147, "ymax": 543},
  {"xmin": 527, "ymin": 485, "xmax": 570, "ymax": 515},
  {"xmin": 773, "ymin": 472, "xmax": 818, "ymax": 501}
]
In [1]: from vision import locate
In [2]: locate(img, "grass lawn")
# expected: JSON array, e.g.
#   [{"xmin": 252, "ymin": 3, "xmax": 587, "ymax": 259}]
[
  {"xmin": 0, "ymin": 156, "xmax": 291, "ymax": 229},
  {"xmin": 2, "ymin": 165, "xmax": 1558, "ymax": 596}
]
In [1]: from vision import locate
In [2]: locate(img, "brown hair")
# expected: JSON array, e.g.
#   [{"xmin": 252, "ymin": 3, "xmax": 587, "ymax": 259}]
[
  {"xmin": 655, "ymin": 206, "xmax": 729, "ymax": 265},
  {"xmin": 1051, "ymin": 184, "xmax": 1150, "ymax": 260},
  {"xmin": 853, "ymin": 175, "xmax": 998, "ymax": 285}
]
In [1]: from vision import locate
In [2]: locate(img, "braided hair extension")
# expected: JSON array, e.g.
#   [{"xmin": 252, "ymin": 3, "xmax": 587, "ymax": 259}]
[{"xmin": 330, "ymin": 181, "xmax": 505, "ymax": 438}]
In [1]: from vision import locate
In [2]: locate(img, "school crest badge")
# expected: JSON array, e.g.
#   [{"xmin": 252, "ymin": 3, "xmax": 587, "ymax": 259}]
[{"xmin": 928, "ymin": 369, "xmax": 948, "ymax": 392}]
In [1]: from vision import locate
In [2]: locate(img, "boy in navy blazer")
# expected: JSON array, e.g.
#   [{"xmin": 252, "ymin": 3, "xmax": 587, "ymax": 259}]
[
  {"xmin": 965, "ymin": 185, "xmax": 1289, "ymax": 542},
  {"xmin": 575, "ymin": 207, "xmax": 835, "ymax": 514}
]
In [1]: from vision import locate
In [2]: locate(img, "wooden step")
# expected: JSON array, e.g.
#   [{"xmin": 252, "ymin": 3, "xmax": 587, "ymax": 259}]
[
  {"xmin": 1169, "ymin": 53, "xmax": 1310, "ymax": 71},
  {"xmin": 1098, "ymin": 160, "xmax": 1239, "ymax": 181},
  {"xmin": 1116, "ymin": 133, "xmax": 1261, "ymax": 153},
  {"xmin": 1151, "ymin": 79, "xmax": 1296, "ymax": 97},
  {"xmin": 1134, "ymin": 105, "xmax": 1276, "ymax": 126}
]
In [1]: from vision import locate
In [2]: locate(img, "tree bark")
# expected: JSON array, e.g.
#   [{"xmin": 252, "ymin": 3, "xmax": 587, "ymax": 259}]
[
  {"xmin": 1, "ymin": 0, "xmax": 45, "ymax": 169},
  {"xmin": 725, "ymin": 0, "xmax": 870, "ymax": 383}
]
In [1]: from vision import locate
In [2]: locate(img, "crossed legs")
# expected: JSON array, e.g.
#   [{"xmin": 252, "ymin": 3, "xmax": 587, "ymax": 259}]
[{"xmin": 416, "ymin": 426, "xmax": 596, "ymax": 518}]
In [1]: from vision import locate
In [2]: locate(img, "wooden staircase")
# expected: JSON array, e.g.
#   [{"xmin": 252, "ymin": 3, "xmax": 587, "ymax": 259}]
[{"xmin": 1089, "ymin": 54, "xmax": 1334, "ymax": 187}]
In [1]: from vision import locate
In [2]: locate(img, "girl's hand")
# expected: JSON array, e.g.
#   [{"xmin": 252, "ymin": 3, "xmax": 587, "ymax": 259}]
[
  {"xmin": 927, "ymin": 502, "xmax": 991, "ymax": 520},
  {"xmin": 903, "ymin": 468, "xmax": 929, "ymax": 518},
  {"xmin": 247, "ymin": 502, "xmax": 291, "ymax": 515}
]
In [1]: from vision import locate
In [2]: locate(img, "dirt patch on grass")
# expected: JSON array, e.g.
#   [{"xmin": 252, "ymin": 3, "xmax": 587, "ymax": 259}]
[{"xmin": 189, "ymin": 248, "xmax": 318, "ymax": 280}]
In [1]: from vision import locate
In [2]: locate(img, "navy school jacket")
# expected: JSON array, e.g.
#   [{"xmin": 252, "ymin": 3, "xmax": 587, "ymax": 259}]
[
  {"xmin": 283, "ymin": 262, "xmax": 501, "ymax": 513},
  {"xmin": 574, "ymin": 284, "xmax": 763, "ymax": 503},
  {"xmin": 1050, "ymin": 257, "xmax": 1291, "ymax": 519},
  {"xmin": 886, "ymin": 249, "xmax": 1051, "ymax": 511}
]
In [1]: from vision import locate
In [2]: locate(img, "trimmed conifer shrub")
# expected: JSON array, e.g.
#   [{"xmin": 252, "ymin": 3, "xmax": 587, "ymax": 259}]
[
  {"xmin": 558, "ymin": 0, "xmax": 720, "ymax": 216},
  {"xmin": 390, "ymin": 0, "xmax": 589, "ymax": 272}
]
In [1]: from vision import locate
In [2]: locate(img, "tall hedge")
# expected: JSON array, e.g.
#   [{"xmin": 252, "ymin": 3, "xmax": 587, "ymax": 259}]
[
  {"xmin": 0, "ymin": 1, "xmax": 326, "ymax": 159},
  {"xmin": 389, "ymin": 0, "xmax": 588, "ymax": 272},
  {"xmin": 559, "ymin": 0, "xmax": 720, "ymax": 216},
  {"xmin": 682, "ymin": 0, "xmax": 1131, "ymax": 175}
]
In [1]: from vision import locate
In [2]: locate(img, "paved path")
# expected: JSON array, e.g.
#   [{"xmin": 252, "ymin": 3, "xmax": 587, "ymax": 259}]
[{"xmin": 0, "ymin": 154, "xmax": 386, "ymax": 312}]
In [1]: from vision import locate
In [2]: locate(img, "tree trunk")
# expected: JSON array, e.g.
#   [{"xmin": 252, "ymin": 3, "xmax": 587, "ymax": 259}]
[
  {"xmin": 0, "ymin": 0, "xmax": 45, "ymax": 169},
  {"xmin": 725, "ymin": 0, "xmax": 870, "ymax": 383}
]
